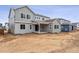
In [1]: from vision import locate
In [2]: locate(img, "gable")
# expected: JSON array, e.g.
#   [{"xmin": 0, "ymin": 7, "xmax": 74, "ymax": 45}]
[
  {"xmin": 52, "ymin": 19, "xmax": 61, "ymax": 25},
  {"xmin": 8, "ymin": 8, "xmax": 15, "ymax": 18},
  {"xmin": 15, "ymin": 6, "xmax": 35, "ymax": 15}
]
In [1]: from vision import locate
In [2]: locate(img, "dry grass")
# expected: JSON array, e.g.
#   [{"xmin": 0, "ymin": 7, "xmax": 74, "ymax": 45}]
[
  {"xmin": 0, "ymin": 34, "xmax": 16, "ymax": 43},
  {"xmin": 0, "ymin": 30, "xmax": 79, "ymax": 52}
]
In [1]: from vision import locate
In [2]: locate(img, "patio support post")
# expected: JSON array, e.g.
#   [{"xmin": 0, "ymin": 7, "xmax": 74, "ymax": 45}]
[{"xmin": 38, "ymin": 23, "xmax": 40, "ymax": 33}]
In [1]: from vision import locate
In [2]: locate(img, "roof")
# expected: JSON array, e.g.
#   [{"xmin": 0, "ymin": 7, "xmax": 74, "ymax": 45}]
[
  {"xmin": 72, "ymin": 22, "xmax": 79, "ymax": 26},
  {"xmin": 8, "ymin": 6, "xmax": 35, "ymax": 18},
  {"xmin": 8, "ymin": 8, "xmax": 14, "ymax": 18},
  {"xmin": 8, "ymin": 6, "xmax": 50, "ymax": 18},
  {"xmin": 45, "ymin": 19, "xmax": 61, "ymax": 24},
  {"xmin": 72, "ymin": 22, "xmax": 79, "ymax": 24},
  {"xmin": 53, "ymin": 18, "xmax": 70, "ymax": 22},
  {"xmin": 35, "ymin": 14, "xmax": 50, "ymax": 18},
  {"xmin": 15, "ymin": 6, "xmax": 35, "ymax": 15}
]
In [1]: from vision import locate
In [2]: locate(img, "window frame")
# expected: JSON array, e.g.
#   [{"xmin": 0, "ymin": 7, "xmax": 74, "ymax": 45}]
[
  {"xmin": 27, "ymin": 14, "xmax": 31, "ymax": 19},
  {"xmin": 54, "ymin": 25, "xmax": 59, "ymax": 29},
  {"xmin": 42, "ymin": 18, "xmax": 44, "ymax": 20},
  {"xmin": 50, "ymin": 24, "xmax": 52, "ymax": 29},
  {"xmin": 20, "ymin": 24, "xmax": 25, "ymax": 30},
  {"xmin": 30, "ymin": 25, "xmax": 32, "ymax": 29},
  {"xmin": 21, "ymin": 13, "xmax": 25, "ymax": 18}
]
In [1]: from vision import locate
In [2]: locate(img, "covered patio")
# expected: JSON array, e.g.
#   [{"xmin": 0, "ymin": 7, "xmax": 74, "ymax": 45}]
[{"xmin": 32, "ymin": 21, "xmax": 51, "ymax": 33}]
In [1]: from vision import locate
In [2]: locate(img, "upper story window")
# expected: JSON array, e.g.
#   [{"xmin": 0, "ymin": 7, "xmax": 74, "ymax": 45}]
[
  {"xmin": 37, "ymin": 17, "xmax": 38, "ymax": 19},
  {"xmin": 35, "ymin": 17, "xmax": 40, "ymax": 19},
  {"xmin": 42, "ymin": 18, "xmax": 44, "ymax": 20},
  {"xmin": 27, "ymin": 14, "xmax": 31, "ymax": 19},
  {"xmin": 21, "ymin": 13, "xmax": 25, "ymax": 18},
  {"xmin": 54, "ymin": 25, "xmax": 59, "ymax": 29}
]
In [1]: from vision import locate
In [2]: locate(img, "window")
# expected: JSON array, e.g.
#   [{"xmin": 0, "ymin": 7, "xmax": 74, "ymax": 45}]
[
  {"xmin": 20, "ymin": 24, "xmax": 25, "ymax": 29},
  {"xmin": 21, "ymin": 13, "xmax": 25, "ymax": 18},
  {"xmin": 14, "ymin": 15, "xmax": 15, "ymax": 18},
  {"xmin": 27, "ymin": 14, "xmax": 31, "ymax": 19},
  {"xmin": 57, "ymin": 25, "xmax": 59, "ymax": 29},
  {"xmin": 35, "ymin": 17, "xmax": 36, "ymax": 19},
  {"xmin": 37, "ymin": 17, "xmax": 38, "ymax": 19},
  {"xmin": 50, "ymin": 25, "xmax": 51, "ymax": 29},
  {"xmin": 42, "ymin": 18, "xmax": 44, "ymax": 20},
  {"xmin": 30, "ymin": 25, "xmax": 32, "ymax": 29},
  {"xmin": 54, "ymin": 25, "xmax": 59, "ymax": 29}
]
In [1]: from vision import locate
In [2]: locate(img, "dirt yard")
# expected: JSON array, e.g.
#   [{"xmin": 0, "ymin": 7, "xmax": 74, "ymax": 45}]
[{"xmin": 0, "ymin": 30, "xmax": 79, "ymax": 53}]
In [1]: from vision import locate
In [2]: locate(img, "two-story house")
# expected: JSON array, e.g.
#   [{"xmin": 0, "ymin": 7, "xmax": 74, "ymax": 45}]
[{"xmin": 8, "ymin": 6, "xmax": 72, "ymax": 34}]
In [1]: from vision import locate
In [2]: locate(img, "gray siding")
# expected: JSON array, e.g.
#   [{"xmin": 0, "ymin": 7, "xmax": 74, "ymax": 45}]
[{"xmin": 14, "ymin": 23, "xmax": 34, "ymax": 34}]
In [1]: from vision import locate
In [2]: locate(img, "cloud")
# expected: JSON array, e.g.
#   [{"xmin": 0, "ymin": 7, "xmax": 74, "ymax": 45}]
[{"xmin": 0, "ymin": 19, "xmax": 8, "ymax": 26}]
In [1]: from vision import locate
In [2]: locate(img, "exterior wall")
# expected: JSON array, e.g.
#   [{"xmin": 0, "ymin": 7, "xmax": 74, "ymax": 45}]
[
  {"xmin": 77, "ymin": 24, "xmax": 79, "ymax": 27},
  {"xmin": 35, "ymin": 15, "xmax": 49, "ymax": 21},
  {"xmin": 15, "ymin": 7, "xmax": 35, "ymax": 22},
  {"xmin": 60, "ymin": 20, "xmax": 70, "ymax": 24},
  {"xmin": 61, "ymin": 24, "xmax": 73, "ymax": 32},
  {"xmin": 52, "ymin": 20, "xmax": 61, "ymax": 33},
  {"xmin": 14, "ymin": 23, "xmax": 34, "ymax": 34},
  {"xmin": 48, "ymin": 24, "xmax": 53, "ymax": 32},
  {"xmin": 0, "ymin": 23, "xmax": 2, "ymax": 29},
  {"xmin": 5, "ymin": 23, "xmax": 9, "ymax": 31},
  {"xmin": 72, "ymin": 23, "xmax": 79, "ymax": 30},
  {"xmin": 9, "ymin": 9, "xmax": 15, "ymax": 33},
  {"xmin": 61, "ymin": 25, "xmax": 69, "ymax": 32},
  {"xmin": 32, "ymin": 24, "xmax": 36, "ymax": 32},
  {"xmin": 76, "ymin": 24, "xmax": 79, "ymax": 30},
  {"xmin": 69, "ymin": 25, "xmax": 73, "ymax": 31}
]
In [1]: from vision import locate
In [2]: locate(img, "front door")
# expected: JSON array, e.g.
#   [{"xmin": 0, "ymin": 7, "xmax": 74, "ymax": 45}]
[{"xmin": 35, "ymin": 25, "xmax": 39, "ymax": 31}]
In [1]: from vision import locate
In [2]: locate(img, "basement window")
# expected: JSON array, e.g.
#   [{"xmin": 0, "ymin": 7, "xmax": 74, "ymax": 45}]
[{"xmin": 20, "ymin": 24, "xmax": 25, "ymax": 29}]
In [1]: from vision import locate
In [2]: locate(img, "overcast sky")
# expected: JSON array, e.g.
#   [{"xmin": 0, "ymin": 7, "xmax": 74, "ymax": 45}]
[{"xmin": 0, "ymin": 5, "xmax": 79, "ymax": 25}]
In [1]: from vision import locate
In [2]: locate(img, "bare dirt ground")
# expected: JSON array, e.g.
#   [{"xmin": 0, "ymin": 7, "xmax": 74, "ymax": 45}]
[{"xmin": 0, "ymin": 30, "xmax": 79, "ymax": 53}]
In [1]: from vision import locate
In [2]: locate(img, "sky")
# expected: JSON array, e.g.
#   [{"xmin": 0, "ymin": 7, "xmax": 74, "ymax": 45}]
[{"xmin": 0, "ymin": 5, "xmax": 79, "ymax": 25}]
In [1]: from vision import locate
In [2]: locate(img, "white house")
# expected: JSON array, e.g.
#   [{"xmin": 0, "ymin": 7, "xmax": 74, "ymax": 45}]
[
  {"xmin": 72, "ymin": 22, "xmax": 79, "ymax": 30},
  {"xmin": 0, "ymin": 23, "xmax": 3, "ymax": 29},
  {"xmin": 8, "ymin": 6, "xmax": 72, "ymax": 34},
  {"xmin": 5, "ymin": 22, "xmax": 9, "ymax": 31},
  {"xmin": 53, "ymin": 18, "xmax": 72, "ymax": 32}
]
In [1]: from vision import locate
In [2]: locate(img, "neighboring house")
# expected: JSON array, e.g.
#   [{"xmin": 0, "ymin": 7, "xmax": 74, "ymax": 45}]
[
  {"xmin": 0, "ymin": 23, "xmax": 3, "ymax": 29},
  {"xmin": 59, "ymin": 18, "xmax": 73, "ymax": 32},
  {"xmin": 5, "ymin": 22, "xmax": 9, "ymax": 30},
  {"xmin": 72, "ymin": 22, "xmax": 79, "ymax": 30},
  {"xmin": 52, "ymin": 18, "xmax": 72, "ymax": 32},
  {"xmin": 8, "ymin": 6, "xmax": 72, "ymax": 34}
]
